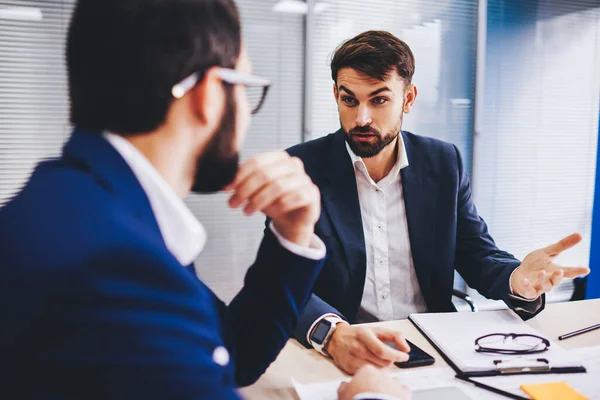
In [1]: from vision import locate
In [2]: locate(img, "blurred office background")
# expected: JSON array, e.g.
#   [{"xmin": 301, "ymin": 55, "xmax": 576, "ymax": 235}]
[{"xmin": 0, "ymin": 0, "xmax": 599, "ymax": 308}]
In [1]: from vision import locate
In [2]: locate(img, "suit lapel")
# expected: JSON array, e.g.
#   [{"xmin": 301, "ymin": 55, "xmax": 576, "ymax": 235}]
[
  {"xmin": 320, "ymin": 132, "xmax": 366, "ymax": 281},
  {"xmin": 400, "ymin": 132, "xmax": 438, "ymax": 307}
]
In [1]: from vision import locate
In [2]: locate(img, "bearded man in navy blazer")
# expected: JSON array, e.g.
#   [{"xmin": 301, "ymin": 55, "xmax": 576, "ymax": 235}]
[
  {"xmin": 0, "ymin": 2, "xmax": 410, "ymax": 399},
  {"xmin": 290, "ymin": 30, "xmax": 591, "ymax": 375}
]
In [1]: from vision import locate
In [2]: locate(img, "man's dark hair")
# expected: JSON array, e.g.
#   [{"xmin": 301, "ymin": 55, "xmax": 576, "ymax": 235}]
[
  {"xmin": 67, "ymin": 0, "xmax": 241, "ymax": 134},
  {"xmin": 331, "ymin": 30, "xmax": 415, "ymax": 86}
]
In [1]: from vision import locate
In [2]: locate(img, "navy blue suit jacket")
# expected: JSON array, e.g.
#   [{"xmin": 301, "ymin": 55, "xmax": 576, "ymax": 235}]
[
  {"xmin": 288, "ymin": 131, "xmax": 544, "ymax": 347},
  {"xmin": 0, "ymin": 130, "xmax": 324, "ymax": 399}
]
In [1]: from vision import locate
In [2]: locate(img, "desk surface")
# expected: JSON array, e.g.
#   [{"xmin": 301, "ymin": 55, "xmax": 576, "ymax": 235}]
[{"xmin": 240, "ymin": 299, "xmax": 600, "ymax": 400}]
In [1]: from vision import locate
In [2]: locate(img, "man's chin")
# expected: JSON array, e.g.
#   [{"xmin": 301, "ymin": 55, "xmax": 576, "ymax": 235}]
[{"xmin": 347, "ymin": 139, "xmax": 380, "ymax": 158}]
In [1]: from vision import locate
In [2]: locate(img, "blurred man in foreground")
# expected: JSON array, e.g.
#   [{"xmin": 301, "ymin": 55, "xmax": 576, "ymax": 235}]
[{"xmin": 0, "ymin": 1, "xmax": 408, "ymax": 399}]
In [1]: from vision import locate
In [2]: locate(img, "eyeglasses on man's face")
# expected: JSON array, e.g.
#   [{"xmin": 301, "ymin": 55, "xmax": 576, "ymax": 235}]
[
  {"xmin": 171, "ymin": 68, "xmax": 271, "ymax": 115},
  {"xmin": 475, "ymin": 333, "xmax": 550, "ymax": 355}
]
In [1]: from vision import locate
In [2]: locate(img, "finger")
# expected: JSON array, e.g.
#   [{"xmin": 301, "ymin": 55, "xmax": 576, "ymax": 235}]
[
  {"xmin": 360, "ymin": 350, "xmax": 393, "ymax": 368},
  {"xmin": 518, "ymin": 277, "xmax": 538, "ymax": 299},
  {"xmin": 228, "ymin": 158, "xmax": 297, "ymax": 208},
  {"xmin": 349, "ymin": 342, "xmax": 394, "ymax": 368},
  {"xmin": 243, "ymin": 174, "xmax": 310, "ymax": 215},
  {"xmin": 530, "ymin": 269, "xmax": 547, "ymax": 285},
  {"xmin": 540, "ymin": 278, "xmax": 552, "ymax": 293},
  {"xmin": 516, "ymin": 278, "xmax": 537, "ymax": 299},
  {"xmin": 549, "ymin": 269, "xmax": 564, "ymax": 288},
  {"xmin": 262, "ymin": 183, "xmax": 317, "ymax": 219},
  {"xmin": 560, "ymin": 266, "xmax": 591, "ymax": 279},
  {"xmin": 337, "ymin": 381, "xmax": 348, "ymax": 398},
  {"xmin": 357, "ymin": 327, "xmax": 408, "ymax": 362},
  {"xmin": 532, "ymin": 270, "xmax": 549, "ymax": 290},
  {"xmin": 230, "ymin": 151, "xmax": 289, "ymax": 189},
  {"xmin": 372, "ymin": 327, "xmax": 410, "ymax": 353},
  {"xmin": 543, "ymin": 233, "xmax": 582, "ymax": 256}
]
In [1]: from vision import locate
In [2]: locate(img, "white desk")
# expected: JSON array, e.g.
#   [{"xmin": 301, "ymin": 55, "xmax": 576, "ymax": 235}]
[{"xmin": 240, "ymin": 299, "xmax": 600, "ymax": 399}]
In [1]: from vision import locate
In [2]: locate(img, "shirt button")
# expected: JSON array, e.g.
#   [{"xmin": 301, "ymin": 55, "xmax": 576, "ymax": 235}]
[
  {"xmin": 213, "ymin": 346, "xmax": 229, "ymax": 366},
  {"xmin": 381, "ymin": 295, "xmax": 386, "ymax": 300},
  {"xmin": 378, "ymin": 260, "xmax": 384, "ymax": 265},
  {"xmin": 377, "ymin": 224, "xmax": 383, "ymax": 229}
]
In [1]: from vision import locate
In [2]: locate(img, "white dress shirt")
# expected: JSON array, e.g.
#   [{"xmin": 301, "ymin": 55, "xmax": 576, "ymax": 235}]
[
  {"xmin": 103, "ymin": 132, "xmax": 326, "ymax": 266},
  {"xmin": 346, "ymin": 138, "xmax": 428, "ymax": 322}
]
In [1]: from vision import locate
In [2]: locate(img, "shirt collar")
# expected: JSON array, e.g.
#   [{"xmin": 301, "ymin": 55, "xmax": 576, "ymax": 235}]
[
  {"xmin": 103, "ymin": 132, "xmax": 206, "ymax": 266},
  {"xmin": 344, "ymin": 133, "xmax": 410, "ymax": 186}
]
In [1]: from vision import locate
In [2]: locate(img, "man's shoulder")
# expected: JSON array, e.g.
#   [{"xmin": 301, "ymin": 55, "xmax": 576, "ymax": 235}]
[
  {"xmin": 402, "ymin": 131, "xmax": 462, "ymax": 175},
  {"xmin": 286, "ymin": 131, "xmax": 340, "ymax": 159},
  {"xmin": 402, "ymin": 131, "xmax": 457, "ymax": 155},
  {"xmin": 0, "ymin": 159, "xmax": 166, "ymax": 276}
]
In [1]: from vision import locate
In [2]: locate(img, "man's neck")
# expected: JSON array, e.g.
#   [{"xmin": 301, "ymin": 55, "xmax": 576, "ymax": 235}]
[
  {"xmin": 125, "ymin": 127, "xmax": 196, "ymax": 198},
  {"xmin": 362, "ymin": 136, "xmax": 399, "ymax": 183}
]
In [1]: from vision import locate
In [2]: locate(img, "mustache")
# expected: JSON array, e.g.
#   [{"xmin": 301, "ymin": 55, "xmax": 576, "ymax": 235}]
[{"xmin": 348, "ymin": 126, "xmax": 380, "ymax": 136}]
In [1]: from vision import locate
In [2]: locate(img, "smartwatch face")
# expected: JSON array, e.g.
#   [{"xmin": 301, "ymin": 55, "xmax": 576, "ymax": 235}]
[{"xmin": 311, "ymin": 319, "xmax": 332, "ymax": 345}]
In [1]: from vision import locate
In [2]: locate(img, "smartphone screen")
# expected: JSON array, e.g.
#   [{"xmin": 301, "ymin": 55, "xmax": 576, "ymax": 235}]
[{"xmin": 388, "ymin": 339, "xmax": 435, "ymax": 369}]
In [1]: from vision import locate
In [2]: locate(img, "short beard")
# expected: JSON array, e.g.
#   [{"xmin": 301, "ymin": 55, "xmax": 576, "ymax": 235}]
[
  {"xmin": 191, "ymin": 87, "xmax": 239, "ymax": 194},
  {"xmin": 342, "ymin": 115, "xmax": 403, "ymax": 158}
]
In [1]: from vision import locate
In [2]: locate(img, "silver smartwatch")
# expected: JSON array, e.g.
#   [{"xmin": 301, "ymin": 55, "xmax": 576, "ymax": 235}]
[{"xmin": 309, "ymin": 316, "xmax": 346, "ymax": 356}]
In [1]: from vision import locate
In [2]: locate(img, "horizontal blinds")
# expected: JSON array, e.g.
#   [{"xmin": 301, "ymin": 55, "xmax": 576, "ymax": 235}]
[
  {"xmin": 189, "ymin": 0, "xmax": 305, "ymax": 302},
  {"xmin": 0, "ymin": 1, "xmax": 75, "ymax": 205},
  {"xmin": 471, "ymin": 0, "xmax": 600, "ymax": 304}
]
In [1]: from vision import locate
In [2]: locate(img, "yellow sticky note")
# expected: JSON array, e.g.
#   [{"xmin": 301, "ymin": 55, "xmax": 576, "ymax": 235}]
[{"xmin": 520, "ymin": 382, "xmax": 588, "ymax": 400}]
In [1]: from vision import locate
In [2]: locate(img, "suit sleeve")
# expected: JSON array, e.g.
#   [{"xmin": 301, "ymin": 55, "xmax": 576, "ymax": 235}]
[
  {"xmin": 260, "ymin": 218, "xmax": 345, "ymax": 350},
  {"xmin": 452, "ymin": 145, "xmax": 544, "ymax": 318},
  {"xmin": 217, "ymin": 228, "xmax": 326, "ymax": 386}
]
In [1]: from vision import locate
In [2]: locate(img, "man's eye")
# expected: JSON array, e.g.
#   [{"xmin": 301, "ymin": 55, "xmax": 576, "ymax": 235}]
[
  {"xmin": 372, "ymin": 97, "xmax": 388, "ymax": 105},
  {"xmin": 342, "ymin": 97, "xmax": 358, "ymax": 106}
]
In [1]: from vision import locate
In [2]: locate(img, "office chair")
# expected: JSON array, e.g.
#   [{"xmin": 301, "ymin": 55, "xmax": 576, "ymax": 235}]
[{"xmin": 452, "ymin": 289, "xmax": 478, "ymax": 312}]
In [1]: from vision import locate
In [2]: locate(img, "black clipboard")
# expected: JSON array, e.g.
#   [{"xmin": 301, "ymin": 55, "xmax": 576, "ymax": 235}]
[{"xmin": 407, "ymin": 315, "xmax": 587, "ymax": 399}]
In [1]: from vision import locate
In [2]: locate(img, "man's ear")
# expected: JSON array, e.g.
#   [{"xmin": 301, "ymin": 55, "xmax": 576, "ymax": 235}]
[
  {"xmin": 190, "ymin": 66, "xmax": 225, "ymax": 129},
  {"xmin": 403, "ymin": 84, "xmax": 418, "ymax": 114}
]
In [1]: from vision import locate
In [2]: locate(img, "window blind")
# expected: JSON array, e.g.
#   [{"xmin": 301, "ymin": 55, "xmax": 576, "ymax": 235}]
[
  {"xmin": 0, "ymin": 1, "xmax": 75, "ymax": 205},
  {"xmin": 471, "ymin": 0, "xmax": 600, "ymax": 306}
]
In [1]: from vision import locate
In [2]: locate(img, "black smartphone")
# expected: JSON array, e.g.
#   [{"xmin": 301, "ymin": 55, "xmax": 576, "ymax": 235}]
[{"xmin": 388, "ymin": 339, "xmax": 435, "ymax": 369}]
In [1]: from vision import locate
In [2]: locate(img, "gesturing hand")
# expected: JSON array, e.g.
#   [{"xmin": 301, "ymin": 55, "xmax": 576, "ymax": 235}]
[{"xmin": 511, "ymin": 233, "xmax": 590, "ymax": 299}]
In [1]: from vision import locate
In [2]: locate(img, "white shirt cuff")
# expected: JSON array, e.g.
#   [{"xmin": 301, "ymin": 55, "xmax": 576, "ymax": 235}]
[
  {"xmin": 269, "ymin": 222, "xmax": 326, "ymax": 261},
  {"xmin": 508, "ymin": 267, "xmax": 540, "ymax": 302},
  {"xmin": 353, "ymin": 393, "xmax": 403, "ymax": 400}
]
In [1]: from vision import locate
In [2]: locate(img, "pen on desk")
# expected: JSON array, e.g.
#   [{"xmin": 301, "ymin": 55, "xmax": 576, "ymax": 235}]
[{"xmin": 558, "ymin": 323, "xmax": 600, "ymax": 341}]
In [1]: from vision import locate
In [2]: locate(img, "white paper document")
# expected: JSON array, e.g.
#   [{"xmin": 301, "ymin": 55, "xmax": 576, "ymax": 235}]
[
  {"xmin": 292, "ymin": 367, "xmax": 500, "ymax": 400},
  {"xmin": 293, "ymin": 345, "xmax": 600, "ymax": 400},
  {"xmin": 409, "ymin": 310, "xmax": 583, "ymax": 373}
]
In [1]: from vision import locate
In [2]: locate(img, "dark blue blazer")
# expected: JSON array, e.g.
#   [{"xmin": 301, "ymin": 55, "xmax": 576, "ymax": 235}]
[
  {"xmin": 287, "ymin": 131, "xmax": 544, "ymax": 347},
  {"xmin": 0, "ymin": 129, "xmax": 324, "ymax": 399}
]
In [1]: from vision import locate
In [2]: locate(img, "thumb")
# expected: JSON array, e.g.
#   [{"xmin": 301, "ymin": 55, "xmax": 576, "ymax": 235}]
[{"xmin": 337, "ymin": 381, "xmax": 349, "ymax": 397}]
